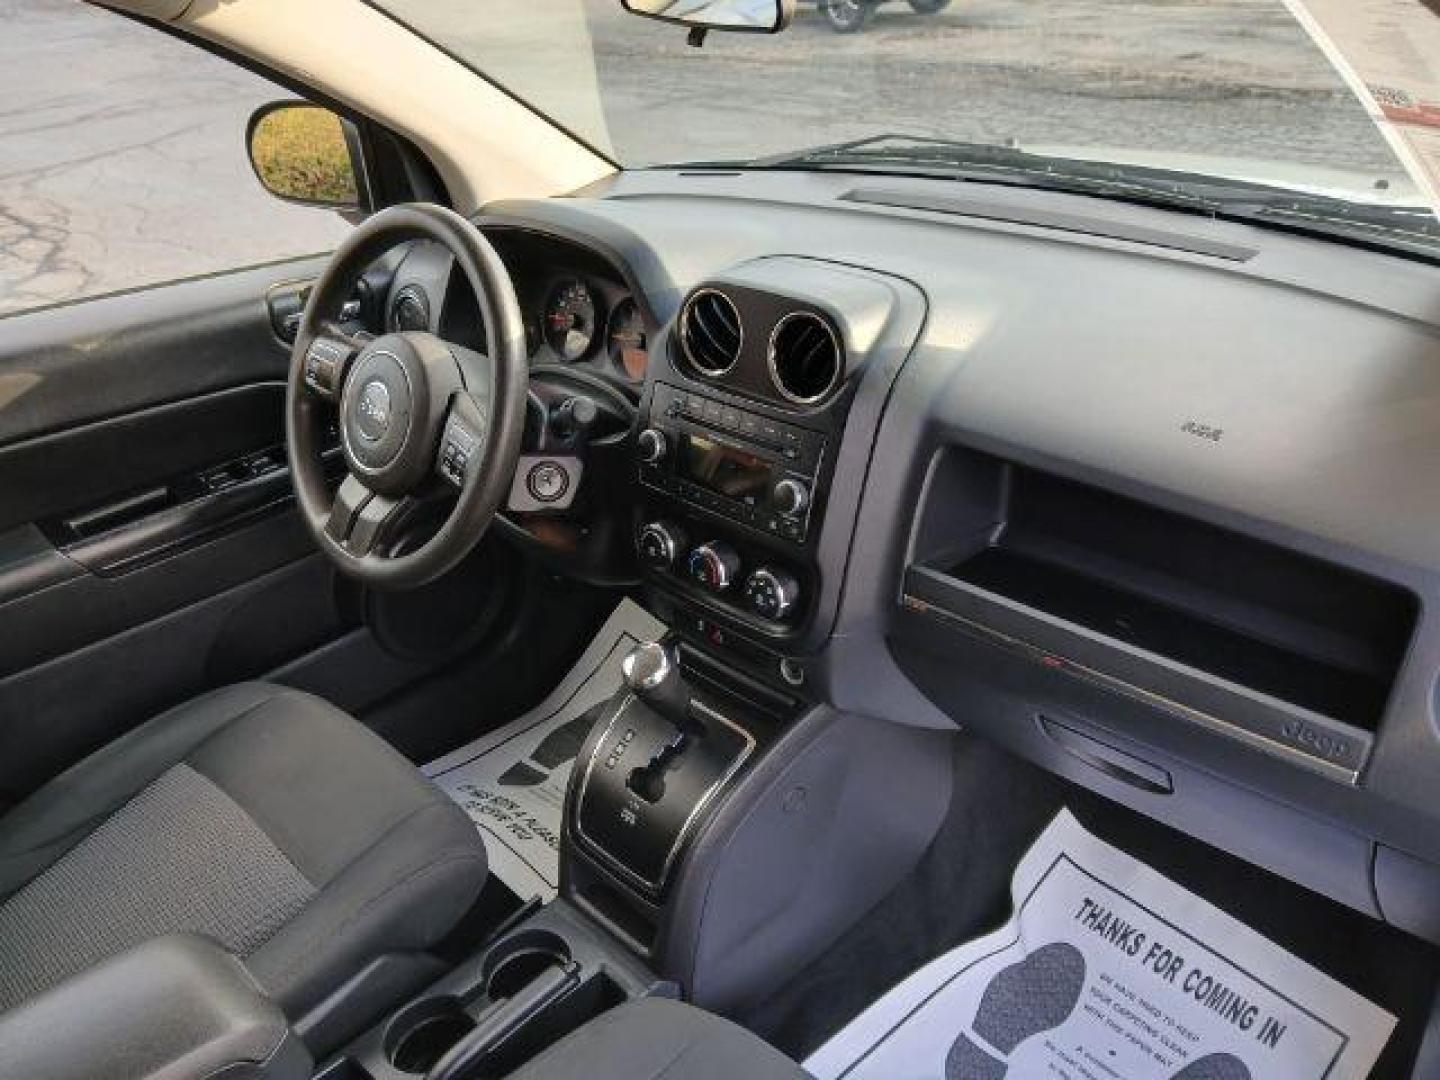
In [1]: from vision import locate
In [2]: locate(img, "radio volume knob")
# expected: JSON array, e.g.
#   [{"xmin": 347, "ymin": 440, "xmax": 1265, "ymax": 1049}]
[
  {"xmin": 637, "ymin": 428, "xmax": 668, "ymax": 464},
  {"xmin": 687, "ymin": 542, "xmax": 741, "ymax": 592},
  {"xmin": 773, "ymin": 478, "xmax": 810, "ymax": 516}
]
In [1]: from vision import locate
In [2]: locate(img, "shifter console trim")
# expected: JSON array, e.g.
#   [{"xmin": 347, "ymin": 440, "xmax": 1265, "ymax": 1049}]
[{"xmin": 573, "ymin": 695, "xmax": 755, "ymax": 895}]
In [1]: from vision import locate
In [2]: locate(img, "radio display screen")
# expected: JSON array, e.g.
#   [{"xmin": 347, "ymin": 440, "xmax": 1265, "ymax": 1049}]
[{"xmin": 679, "ymin": 434, "xmax": 770, "ymax": 505}]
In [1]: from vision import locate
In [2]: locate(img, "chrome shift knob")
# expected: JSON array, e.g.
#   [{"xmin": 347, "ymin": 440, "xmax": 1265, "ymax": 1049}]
[
  {"xmin": 620, "ymin": 641, "xmax": 699, "ymax": 733},
  {"xmin": 622, "ymin": 641, "xmax": 673, "ymax": 692}
]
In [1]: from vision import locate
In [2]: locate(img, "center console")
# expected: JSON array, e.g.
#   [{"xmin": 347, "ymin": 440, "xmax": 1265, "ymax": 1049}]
[
  {"xmin": 570, "ymin": 644, "xmax": 756, "ymax": 896},
  {"xmin": 560, "ymin": 639, "xmax": 780, "ymax": 951},
  {"xmin": 314, "ymin": 638, "xmax": 809, "ymax": 1080}
]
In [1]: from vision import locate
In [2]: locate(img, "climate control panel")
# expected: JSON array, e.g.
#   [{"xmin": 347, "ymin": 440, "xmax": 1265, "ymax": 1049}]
[{"xmin": 638, "ymin": 520, "xmax": 805, "ymax": 624}]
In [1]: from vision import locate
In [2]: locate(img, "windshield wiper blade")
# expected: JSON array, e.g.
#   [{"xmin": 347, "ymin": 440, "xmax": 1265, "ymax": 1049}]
[
  {"xmin": 752, "ymin": 134, "xmax": 1227, "ymax": 206},
  {"xmin": 749, "ymin": 134, "xmax": 1440, "ymax": 256},
  {"xmin": 752, "ymin": 133, "xmax": 1036, "ymax": 168}
]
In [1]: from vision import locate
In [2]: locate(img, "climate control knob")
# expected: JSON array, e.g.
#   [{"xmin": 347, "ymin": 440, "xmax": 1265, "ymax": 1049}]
[
  {"xmin": 687, "ymin": 542, "xmax": 741, "ymax": 592},
  {"xmin": 637, "ymin": 428, "xmax": 669, "ymax": 464},
  {"xmin": 743, "ymin": 567, "xmax": 801, "ymax": 621},
  {"xmin": 637, "ymin": 521, "xmax": 687, "ymax": 570},
  {"xmin": 772, "ymin": 478, "xmax": 810, "ymax": 517}
]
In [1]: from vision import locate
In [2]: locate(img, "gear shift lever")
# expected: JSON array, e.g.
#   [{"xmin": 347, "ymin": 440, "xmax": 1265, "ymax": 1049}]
[
  {"xmin": 621, "ymin": 641, "xmax": 702, "ymax": 736},
  {"xmin": 574, "ymin": 641, "xmax": 754, "ymax": 887}
]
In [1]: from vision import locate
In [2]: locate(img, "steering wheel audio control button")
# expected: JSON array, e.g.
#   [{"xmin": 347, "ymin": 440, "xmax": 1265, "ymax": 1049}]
[
  {"xmin": 303, "ymin": 337, "xmax": 352, "ymax": 400},
  {"xmin": 436, "ymin": 416, "xmax": 482, "ymax": 487}
]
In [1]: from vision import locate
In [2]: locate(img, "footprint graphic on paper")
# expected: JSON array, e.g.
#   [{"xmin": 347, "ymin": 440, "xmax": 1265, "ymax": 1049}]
[
  {"xmin": 498, "ymin": 710, "xmax": 603, "ymax": 787},
  {"xmin": 1171, "ymin": 1053, "xmax": 1251, "ymax": 1080},
  {"xmin": 946, "ymin": 942, "xmax": 1087, "ymax": 1079}
]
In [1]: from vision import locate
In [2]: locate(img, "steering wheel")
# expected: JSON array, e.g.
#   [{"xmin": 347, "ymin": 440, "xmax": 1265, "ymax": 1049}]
[{"xmin": 286, "ymin": 204, "xmax": 528, "ymax": 590}]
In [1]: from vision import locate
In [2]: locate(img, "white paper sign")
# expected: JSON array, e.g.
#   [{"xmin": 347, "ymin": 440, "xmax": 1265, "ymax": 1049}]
[
  {"xmin": 426, "ymin": 599, "xmax": 667, "ymax": 902},
  {"xmin": 806, "ymin": 810, "xmax": 1395, "ymax": 1080}
]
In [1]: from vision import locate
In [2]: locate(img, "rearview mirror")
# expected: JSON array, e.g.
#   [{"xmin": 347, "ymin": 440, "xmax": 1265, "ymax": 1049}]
[
  {"xmin": 621, "ymin": 0, "xmax": 794, "ymax": 33},
  {"xmin": 246, "ymin": 102, "xmax": 366, "ymax": 210}
]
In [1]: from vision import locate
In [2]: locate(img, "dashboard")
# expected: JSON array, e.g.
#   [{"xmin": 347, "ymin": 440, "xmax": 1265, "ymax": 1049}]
[{"xmin": 385, "ymin": 166, "xmax": 1440, "ymax": 954}]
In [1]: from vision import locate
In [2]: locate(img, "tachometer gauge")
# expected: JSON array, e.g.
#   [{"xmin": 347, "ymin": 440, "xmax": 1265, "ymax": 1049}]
[
  {"xmin": 607, "ymin": 296, "xmax": 648, "ymax": 380},
  {"xmin": 542, "ymin": 278, "xmax": 598, "ymax": 361}
]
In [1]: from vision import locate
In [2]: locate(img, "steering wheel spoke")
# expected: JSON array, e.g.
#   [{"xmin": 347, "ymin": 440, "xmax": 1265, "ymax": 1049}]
[
  {"xmin": 301, "ymin": 323, "xmax": 363, "ymax": 401},
  {"xmin": 324, "ymin": 474, "xmax": 371, "ymax": 543},
  {"xmin": 347, "ymin": 492, "xmax": 418, "ymax": 557},
  {"xmin": 324, "ymin": 473, "xmax": 418, "ymax": 557}
]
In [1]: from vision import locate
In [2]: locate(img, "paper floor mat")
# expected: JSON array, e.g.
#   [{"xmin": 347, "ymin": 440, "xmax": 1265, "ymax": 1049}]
[
  {"xmin": 806, "ymin": 809, "xmax": 1395, "ymax": 1080},
  {"xmin": 425, "ymin": 598, "xmax": 666, "ymax": 902}
]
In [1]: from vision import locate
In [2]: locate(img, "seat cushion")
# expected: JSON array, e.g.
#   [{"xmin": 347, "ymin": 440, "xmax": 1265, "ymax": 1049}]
[
  {"xmin": 0, "ymin": 682, "xmax": 487, "ymax": 1016},
  {"xmin": 507, "ymin": 999, "xmax": 808, "ymax": 1080}
]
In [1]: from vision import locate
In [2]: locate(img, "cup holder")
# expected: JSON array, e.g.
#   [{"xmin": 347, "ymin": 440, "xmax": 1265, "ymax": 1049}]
[
  {"xmin": 385, "ymin": 997, "xmax": 476, "ymax": 1075},
  {"xmin": 483, "ymin": 928, "xmax": 571, "ymax": 1000}
]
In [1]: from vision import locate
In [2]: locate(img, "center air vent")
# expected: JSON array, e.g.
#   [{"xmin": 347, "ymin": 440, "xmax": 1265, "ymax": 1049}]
[
  {"xmin": 680, "ymin": 288, "xmax": 742, "ymax": 376},
  {"xmin": 769, "ymin": 312, "xmax": 842, "ymax": 405}
]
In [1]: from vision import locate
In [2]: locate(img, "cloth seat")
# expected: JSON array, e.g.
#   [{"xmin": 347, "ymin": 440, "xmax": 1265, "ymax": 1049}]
[
  {"xmin": 507, "ymin": 998, "xmax": 809, "ymax": 1080},
  {"xmin": 0, "ymin": 682, "xmax": 487, "ymax": 1019}
]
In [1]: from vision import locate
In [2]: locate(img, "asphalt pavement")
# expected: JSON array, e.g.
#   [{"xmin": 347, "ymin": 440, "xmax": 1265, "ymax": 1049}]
[
  {"xmin": 0, "ymin": 0, "xmax": 1401, "ymax": 316},
  {"xmin": 0, "ymin": 0, "xmax": 348, "ymax": 317},
  {"xmin": 579, "ymin": 0, "xmax": 1393, "ymax": 170}
]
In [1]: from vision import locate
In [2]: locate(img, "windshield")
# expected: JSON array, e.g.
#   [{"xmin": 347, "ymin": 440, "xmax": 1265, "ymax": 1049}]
[{"xmin": 376, "ymin": 1, "xmax": 1435, "ymax": 222}]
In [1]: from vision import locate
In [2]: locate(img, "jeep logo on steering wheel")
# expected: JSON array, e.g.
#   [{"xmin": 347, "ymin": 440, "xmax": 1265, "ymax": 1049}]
[{"xmin": 356, "ymin": 379, "xmax": 392, "ymax": 441}]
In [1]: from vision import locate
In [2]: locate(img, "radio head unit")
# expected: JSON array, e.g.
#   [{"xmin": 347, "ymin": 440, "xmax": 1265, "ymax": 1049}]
[{"xmin": 638, "ymin": 383, "xmax": 826, "ymax": 545}]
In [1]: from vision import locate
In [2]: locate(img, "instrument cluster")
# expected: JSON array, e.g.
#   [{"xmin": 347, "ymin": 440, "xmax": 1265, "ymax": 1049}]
[{"xmin": 526, "ymin": 273, "xmax": 650, "ymax": 383}]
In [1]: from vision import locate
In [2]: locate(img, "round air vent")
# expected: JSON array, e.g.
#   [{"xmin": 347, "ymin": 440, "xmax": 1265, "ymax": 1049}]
[
  {"xmin": 768, "ymin": 312, "xmax": 842, "ymax": 405},
  {"xmin": 679, "ymin": 288, "xmax": 742, "ymax": 377},
  {"xmin": 391, "ymin": 284, "xmax": 430, "ymax": 332}
]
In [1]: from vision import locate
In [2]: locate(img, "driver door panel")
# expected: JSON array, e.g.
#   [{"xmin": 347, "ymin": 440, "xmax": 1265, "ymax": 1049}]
[{"xmin": 0, "ymin": 258, "xmax": 387, "ymax": 807}]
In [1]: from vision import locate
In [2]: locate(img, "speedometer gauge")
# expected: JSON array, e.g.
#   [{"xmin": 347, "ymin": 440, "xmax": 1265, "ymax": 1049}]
[
  {"xmin": 543, "ymin": 279, "xmax": 598, "ymax": 361},
  {"xmin": 607, "ymin": 296, "xmax": 648, "ymax": 380}
]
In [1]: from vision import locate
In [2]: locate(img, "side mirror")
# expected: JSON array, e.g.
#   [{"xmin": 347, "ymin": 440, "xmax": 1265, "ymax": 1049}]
[
  {"xmin": 621, "ymin": 0, "xmax": 794, "ymax": 33},
  {"xmin": 246, "ymin": 102, "xmax": 368, "ymax": 211}
]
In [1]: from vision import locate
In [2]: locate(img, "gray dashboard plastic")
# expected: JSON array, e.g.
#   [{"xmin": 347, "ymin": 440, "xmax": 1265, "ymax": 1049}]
[{"xmin": 482, "ymin": 168, "xmax": 1440, "ymax": 938}]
